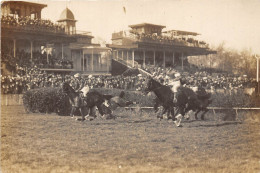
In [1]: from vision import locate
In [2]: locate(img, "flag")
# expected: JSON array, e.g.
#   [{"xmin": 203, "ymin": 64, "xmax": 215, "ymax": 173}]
[{"xmin": 123, "ymin": 6, "xmax": 126, "ymax": 14}]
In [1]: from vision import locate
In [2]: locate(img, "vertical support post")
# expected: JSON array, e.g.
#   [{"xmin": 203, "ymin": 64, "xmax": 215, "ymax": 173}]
[
  {"xmin": 46, "ymin": 43, "xmax": 49, "ymax": 64},
  {"xmin": 122, "ymin": 50, "xmax": 124, "ymax": 61},
  {"xmin": 126, "ymin": 50, "xmax": 129, "ymax": 66},
  {"xmin": 257, "ymin": 56, "xmax": 259, "ymax": 95},
  {"xmin": 143, "ymin": 50, "xmax": 146, "ymax": 68},
  {"xmin": 13, "ymin": 39, "xmax": 16, "ymax": 58},
  {"xmin": 47, "ymin": 49, "xmax": 49, "ymax": 64},
  {"xmin": 197, "ymin": 55, "xmax": 199, "ymax": 67},
  {"xmin": 172, "ymin": 52, "xmax": 175, "ymax": 67},
  {"xmin": 91, "ymin": 49, "xmax": 94, "ymax": 71},
  {"xmin": 181, "ymin": 52, "xmax": 184, "ymax": 70},
  {"xmin": 117, "ymin": 50, "xmax": 119, "ymax": 60},
  {"xmin": 86, "ymin": 53, "xmax": 89, "ymax": 71},
  {"xmin": 98, "ymin": 54, "xmax": 101, "ymax": 70},
  {"xmin": 132, "ymin": 50, "xmax": 135, "ymax": 68},
  {"xmin": 153, "ymin": 50, "xmax": 156, "ymax": 66},
  {"xmin": 163, "ymin": 51, "xmax": 166, "ymax": 68},
  {"xmin": 257, "ymin": 56, "xmax": 259, "ymax": 83},
  {"xmin": 30, "ymin": 41, "xmax": 33, "ymax": 60},
  {"xmin": 82, "ymin": 50, "xmax": 84, "ymax": 72},
  {"xmin": 62, "ymin": 43, "xmax": 64, "ymax": 59}
]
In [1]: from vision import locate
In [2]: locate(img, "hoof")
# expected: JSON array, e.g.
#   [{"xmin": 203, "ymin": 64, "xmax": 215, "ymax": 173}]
[
  {"xmin": 174, "ymin": 114, "xmax": 182, "ymax": 127},
  {"xmin": 75, "ymin": 118, "xmax": 85, "ymax": 121},
  {"xmin": 70, "ymin": 115, "xmax": 75, "ymax": 118},
  {"xmin": 85, "ymin": 116, "xmax": 95, "ymax": 121}
]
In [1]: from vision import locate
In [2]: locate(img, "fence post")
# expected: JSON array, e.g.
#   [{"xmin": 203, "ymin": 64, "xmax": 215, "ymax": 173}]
[
  {"xmin": 212, "ymin": 109, "xmax": 216, "ymax": 115},
  {"xmin": 5, "ymin": 95, "xmax": 8, "ymax": 106}
]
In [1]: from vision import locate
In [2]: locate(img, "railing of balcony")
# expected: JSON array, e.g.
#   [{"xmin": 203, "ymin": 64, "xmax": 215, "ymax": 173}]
[{"xmin": 1, "ymin": 15, "xmax": 66, "ymax": 34}]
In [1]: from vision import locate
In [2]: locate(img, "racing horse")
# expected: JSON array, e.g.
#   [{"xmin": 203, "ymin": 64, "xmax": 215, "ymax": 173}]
[
  {"xmin": 152, "ymin": 83, "xmax": 212, "ymax": 120},
  {"xmin": 61, "ymin": 82, "xmax": 113, "ymax": 121},
  {"xmin": 185, "ymin": 87, "xmax": 212, "ymax": 120},
  {"xmin": 143, "ymin": 77, "xmax": 177, "ymax": 121}
]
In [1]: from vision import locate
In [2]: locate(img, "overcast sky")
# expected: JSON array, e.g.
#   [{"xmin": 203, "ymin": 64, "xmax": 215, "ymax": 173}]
[{"xmin": 39, "ymin": 0, "xmax": 260, "ymax": 54}]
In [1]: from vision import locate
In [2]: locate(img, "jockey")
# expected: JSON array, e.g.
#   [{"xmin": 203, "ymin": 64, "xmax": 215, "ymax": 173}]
[
  {"xmin": 168, "ymin": 72, "xmax": 182, "ymax": 103},
  {"xmin": 72, "ymin": 73, "xmax": 90, "ymax": 98},
  {"xmin": 72, "ymin": 73, "xmax": 84, "ymax": 92}
]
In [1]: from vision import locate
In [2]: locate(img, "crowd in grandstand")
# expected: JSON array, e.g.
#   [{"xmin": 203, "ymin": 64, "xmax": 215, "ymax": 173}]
[
  {"xmin": 1, "ymin": 46, "xmax": 73, "ymax": 72},
  {"xmin": 1, "ymin": 15, "xmax": 65, "ymax": 33},
  {"xmin": 143, "ymin": 65, "xmax": 256, "ymax": 91},
  {"xmin": 129, "ymin": 31, "xmax": 208, "ymax": 48}
]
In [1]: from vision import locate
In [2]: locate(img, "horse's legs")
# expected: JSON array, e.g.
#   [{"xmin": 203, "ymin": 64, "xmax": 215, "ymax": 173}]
[
  {"xmin": 173, "ymin": 106, "xmax": 183, "ymax": 127},
  {"xmin": 158, "ymin": 107, "xmax": 167, "ymax": 120},
  {"xmin": 170, "ymin": 107, "xmax": 175, "ymax": 121},
  {"xmin": 70, "ymin": 107, "xmax": 76, "ymax": 118},
  {"xmin": 84, "ymin": 107, "xmax": 90, "ymax": 118},
  {"xmin": 97, "ymin": 104, "xmax": 104, "ymax": 117},
  {"xmin": 79, "ymin": 108, "xmax": 85, "ymax": 121},
  {"xmin": 88, "ymin": 106, "xmax": 96, "ymax": 117},
  {"xmin": 201, "ymin": 108, "xmax": 209, "ymax": 120},
  {"xmin": 194, "ymin": 109, "xmax": 201, "ymax": 120},
  {"xmin": 154, "ymin": 99, "xmax": 160, "ymax": 113}
]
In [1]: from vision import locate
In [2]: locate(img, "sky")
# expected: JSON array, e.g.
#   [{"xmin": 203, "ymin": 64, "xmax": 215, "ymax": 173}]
[{"xmin": 37, "ymin": 0, "xmax": 260, "ymax": 54}]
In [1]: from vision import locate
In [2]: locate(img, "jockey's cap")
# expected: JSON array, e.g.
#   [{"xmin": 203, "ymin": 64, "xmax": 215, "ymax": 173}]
[{"xmin": 74, "ymin": 73, "xmax": 81, "ymax": 78}]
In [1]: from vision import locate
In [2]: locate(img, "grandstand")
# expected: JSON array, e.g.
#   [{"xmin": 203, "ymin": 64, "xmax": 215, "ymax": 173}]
[
  {"xmin": 107, "ymin": 23, "xmax": 216, "ymax": 74},
  {"xmin": 1, "ymin": 1, "xmax": 111, "ymax": 76}
]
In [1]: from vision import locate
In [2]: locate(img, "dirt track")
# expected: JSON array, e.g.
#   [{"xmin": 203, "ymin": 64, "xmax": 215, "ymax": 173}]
[{"xmin": 1, "ymin": 105, "xmax": 260, "ymax": 173}]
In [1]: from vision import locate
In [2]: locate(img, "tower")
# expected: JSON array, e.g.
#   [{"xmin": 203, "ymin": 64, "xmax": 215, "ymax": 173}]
[{"xmin": 57, "ymin": 7, "xmax": 77, "ymax": 35}]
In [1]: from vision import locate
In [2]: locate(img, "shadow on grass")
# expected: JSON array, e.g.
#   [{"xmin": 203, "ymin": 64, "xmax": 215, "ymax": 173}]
[{"xmin": 193, "ymin": 121, "xmax": 242, "ymax": 127}]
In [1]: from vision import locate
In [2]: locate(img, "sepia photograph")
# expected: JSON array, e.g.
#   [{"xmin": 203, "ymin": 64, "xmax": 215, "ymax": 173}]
[{"xmin": 1, "ymin": 0, "xmax": 260, "ymax": 172}]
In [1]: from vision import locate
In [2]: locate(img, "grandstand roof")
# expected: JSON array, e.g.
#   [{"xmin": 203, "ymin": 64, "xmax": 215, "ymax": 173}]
[
  {"xmin": 129, "ymin": 23, "xmax": 166, "ymax": 29},
  {"xmin": 1, "ymin": 1, "xmax": 47, "ymax": 8},
  {"xmin": 58, "ymin": 7, "xmax": 76, "ymax": 22}
]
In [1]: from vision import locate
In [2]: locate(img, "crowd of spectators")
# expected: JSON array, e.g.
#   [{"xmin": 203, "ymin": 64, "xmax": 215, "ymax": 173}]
[
  {"xmin": 1, "ymin": 15, "xmax": 65, "ymax": 33},
  {"xmin": 1, "ymin": 63, "xmax": 257, "ymax": 95},
  {"xmin": 1, "ymin": 66, "xmax": 147, "ymax": 94},
  {"xmin": 128, "ymin": 31, "xmax": 208, "ymax": 48},
  {"xmin": 1, "ymin": 46, "xmax": 73, "ymax": 74},
  {"xmin": 142, "ymin": 65, "xmax": 256, "ymax": 91}
]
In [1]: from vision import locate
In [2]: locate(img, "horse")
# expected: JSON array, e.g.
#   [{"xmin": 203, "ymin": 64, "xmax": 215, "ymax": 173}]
[
  {"xmin": 143, "ymin": 77, "xmax": 176, "ymax": 121},
  {"xmin": 153, "ymin": 84, "xmax": 212, "ymax": 120},
  {"xmin": 61, "ymin": 82, "xmax": 113, "ymax": 121},
  {"xmin": 185, "ymin": 87, "xmax": 212, "ymax": 120}
]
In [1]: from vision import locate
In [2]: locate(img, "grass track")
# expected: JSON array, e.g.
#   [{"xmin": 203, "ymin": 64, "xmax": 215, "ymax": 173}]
[{"xmin": 1, "ymin": 105, "xmax": 260, "ymax": 173}]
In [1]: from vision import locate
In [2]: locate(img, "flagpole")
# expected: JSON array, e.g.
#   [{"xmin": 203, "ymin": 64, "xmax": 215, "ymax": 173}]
[{"xmin": 255, "ymin": 54, "xmax": 259, "ymax": 95}]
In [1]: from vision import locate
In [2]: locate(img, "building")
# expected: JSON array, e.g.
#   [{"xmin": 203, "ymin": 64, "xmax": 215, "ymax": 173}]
[
  {"xmin": 1, "ymin": 1, "xmax": 111, "ymax": 76},
  {"xmin": 107, "ymin": 23, "xmax": 216, "ymax": 71},
  {"xmin": 57, "ymin": 8, "xmax": 111, "ymax": 75}
]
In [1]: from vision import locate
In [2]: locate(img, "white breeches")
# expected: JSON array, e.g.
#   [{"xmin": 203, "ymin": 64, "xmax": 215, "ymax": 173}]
[
  {"xmin": 171, "ymin": 81, "xmax": 181, "ymax": 93},
  {"xmin": 81, "ymin": 86, "xmax": 90, "ymax": 97}
]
